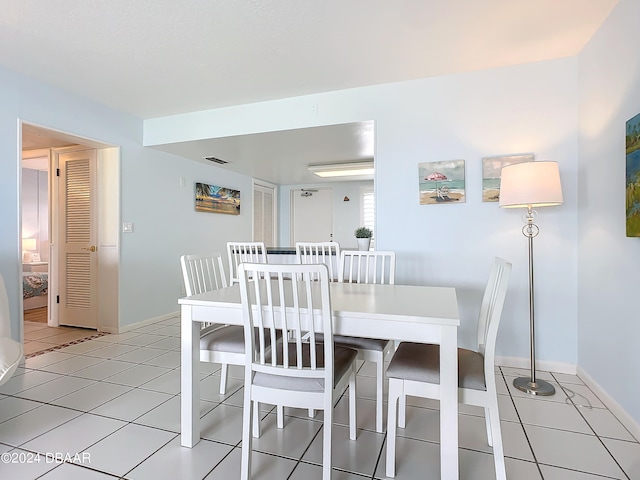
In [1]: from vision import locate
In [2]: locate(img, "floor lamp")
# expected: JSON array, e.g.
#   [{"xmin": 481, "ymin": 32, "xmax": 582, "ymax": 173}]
[{"xmin": 499, "ymin": 161, "xmax": 563, "ymax": 396}]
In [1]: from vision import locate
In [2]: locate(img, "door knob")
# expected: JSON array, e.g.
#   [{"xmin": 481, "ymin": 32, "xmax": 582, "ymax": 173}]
[{"xmin": 82, "ymin": 246, "xmax": 97, "ymax": 252}]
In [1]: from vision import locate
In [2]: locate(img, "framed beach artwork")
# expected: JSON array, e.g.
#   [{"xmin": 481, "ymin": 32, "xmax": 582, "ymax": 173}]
[
  {"xmin": 626, "ymin": 112, "xmax": 640, "ymax": 236},
  {"xmin": 195, "ymin": 182, "xmax": 241, "ymax": 215},
  {"xmin": 482, "ymin": 153, "xmax": 534, "ymax": 202},
  {"xmin": 418, "ymin": 160, "xmax": 465, "ymax": 205}
]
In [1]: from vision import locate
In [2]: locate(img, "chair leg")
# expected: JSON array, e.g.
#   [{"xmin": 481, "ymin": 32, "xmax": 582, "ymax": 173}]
[
  {"xmin": 484, "ymin": 406, "xmax": 493, "ymax": 447},
  {"xmin": 375, "ymin": 353, "xmax": 384, "ymax": 433},
  {"xmin": 277, "ymin": 405, "xmax": 284, "ymax": 429},
  {"xmin": 240, "ymin": 387, "xmax": 253, "ymax": 480},
  {"xmin": 349, "ymin": 367, "xmax": 357, "ymax": 440},
  {"xmin": 323, "ymin": 398, "xmax": 333, "ymax": 480},
  {"xmin": 398, "ymin": 392, "xmax": 406, "ymax": 429},
  {"xmin": 386, "ymin": 378, "xmax": 401, "ymax": 478},
  {"xmin": 488, "ymin": 404, "xmax": 507, "ymax": 480},
  {"xmin": 219, "ymin": 363, "xmax": 229, "ymax": 394},
  {"xmin": 252, "ymin": 401, "xmax": 261, "ymax": 438}
]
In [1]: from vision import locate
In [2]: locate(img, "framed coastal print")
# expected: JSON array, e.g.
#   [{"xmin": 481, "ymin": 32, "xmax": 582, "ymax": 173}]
[
  {"xmin": 482, "ymin": 153, "xmax": 534, "ymax": 202},
  {"xmin": 195, "ymin": 182, "xmax": 240, "ymax": 215},
  {"xmin": 626, "ymin": 112, "xmax": 640, "ymax": 236},
  {"xmin": 418, "ymin": 160, "xmax": 465, "ymax": 205}
]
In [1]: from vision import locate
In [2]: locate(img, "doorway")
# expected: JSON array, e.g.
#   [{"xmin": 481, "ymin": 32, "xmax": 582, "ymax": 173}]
[
  {"xmin": 290, "ymin": 188, "xmax": 334, "ymax": 244},
  {"xmin": 20, "ymin": 123, "xmax": 120, "ymax": 355},
  {"xmin": 21, "ymin": 146, "xmax": 99, "ymax": 354},
  {"xmin": 21, "ymin": 149, "xmax": 51, "ymax": 334}
]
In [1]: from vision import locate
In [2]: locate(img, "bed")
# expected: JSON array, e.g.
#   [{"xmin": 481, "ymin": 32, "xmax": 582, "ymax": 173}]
[{"xmin": 23, "ymin": 272, "xmax": 48, "ymax": 310}]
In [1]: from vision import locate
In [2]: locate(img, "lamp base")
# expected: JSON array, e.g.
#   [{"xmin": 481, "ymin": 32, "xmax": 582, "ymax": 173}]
[{"xmin": 513, "ymin": 377, "xmax": 555, "ymax": 396}]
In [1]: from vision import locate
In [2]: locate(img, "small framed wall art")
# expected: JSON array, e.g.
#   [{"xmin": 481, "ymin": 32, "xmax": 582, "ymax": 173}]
[
  {"xmin": 195, "ymin": 182, "xmax": 240, "ymax": 215},
  {"xmin": 418, "ymin": 160, "xmax": 466, "ymax": 205},
  {"xmin": 482, "ymin": 153, "xmax": 534, "ymax": 202}
]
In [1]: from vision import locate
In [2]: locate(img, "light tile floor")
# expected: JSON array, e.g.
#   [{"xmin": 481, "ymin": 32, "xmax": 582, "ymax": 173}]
[
  {"xmin": 1, "ymin": 316, "xmax": 638, "ymax": 479},
  {"xmin": 23, "ymin": 321, "xmax": 105, "ymax": 356}
]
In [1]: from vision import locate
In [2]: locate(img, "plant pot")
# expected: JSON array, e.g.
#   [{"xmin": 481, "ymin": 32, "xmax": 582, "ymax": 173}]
[{"xmin": 356, "ymin": 237, "xmax": 371, "ymax": 251}]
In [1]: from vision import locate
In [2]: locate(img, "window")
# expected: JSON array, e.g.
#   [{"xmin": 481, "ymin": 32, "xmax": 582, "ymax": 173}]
[{"xmin": 360, "ymin": 185, "xmax": 375, "ymax": 246}]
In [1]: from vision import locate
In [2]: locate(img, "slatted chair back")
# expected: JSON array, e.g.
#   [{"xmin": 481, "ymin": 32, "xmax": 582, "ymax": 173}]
[
  {"xmin": 227, "ymin": 242, "xmax": 268, "ymax": 285},
  {"xmin": 295, "ymin": 241, "xmax": 341, "ymax": 282},
  {"xmin": 476, "ymin": 257, "xmax": 512, "ymax": 368},
  {"xmin": 339, "ymin": 250, "xmax": 396, "ymax": 285},
  {"xmin": 239, "ymin": 262, "xmax": 334, "ymax": 380},
  {"xmin": 180, "ymin": 253, "xmax": 228, "ymax": 296}
]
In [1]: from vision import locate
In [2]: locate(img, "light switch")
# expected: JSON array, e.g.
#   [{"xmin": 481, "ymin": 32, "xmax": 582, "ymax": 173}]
[{"xmin": 122, "ymin": 222, "xmax": 134, "ymax": 233}]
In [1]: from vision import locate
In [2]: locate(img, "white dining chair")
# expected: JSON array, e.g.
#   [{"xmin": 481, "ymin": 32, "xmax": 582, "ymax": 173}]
[
  {"xmin": 295, "ymin": 241, "xmax": 341, "ymax": 282},
  {"xmin": 238, "ymin": 262, "xmax": 357, "ymax": 480},
  {"xmin": 226, "ymin": 241, "xmax": 268, "ymax": 285},
  {"xmin": 295, "ymin": 241, "xmax": 342, "ymax": 418},
  {"xmin": 0, "ymin": 273, "xmax": 23, "ymax": 388},
  {"xmin": 180, "ymin": 253, "xmax": 247, "ymax": 395},
  {"xmin": 385, "ymin": 257, "xmax": 512, "ymax": 479},
  {"xmin": 333, "ymin": 250, "xmax": 396, "ymax": 433}
]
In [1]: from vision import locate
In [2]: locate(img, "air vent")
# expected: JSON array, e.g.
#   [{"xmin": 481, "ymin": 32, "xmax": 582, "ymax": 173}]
[{"xmin": 203, "ymin": 156, "xmax": 229, "ymax": 165}]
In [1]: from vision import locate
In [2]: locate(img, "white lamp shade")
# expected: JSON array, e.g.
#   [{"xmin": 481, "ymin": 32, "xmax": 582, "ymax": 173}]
[
  {"xmin": 499, "ymin": 161, "xmax": 563, "ymax": 208},
  {"xmin": 22, "ymin": 238, "xmax": 36, "ymax": 251}
]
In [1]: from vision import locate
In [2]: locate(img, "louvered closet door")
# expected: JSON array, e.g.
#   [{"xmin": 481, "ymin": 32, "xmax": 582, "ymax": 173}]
[
  {"xmin": 58, "ymin": 150, "xmax": 98, "ymax": 329},
  {"xmin": 253, "ymin": 182, "xmax": 276, "ymax": 247}
]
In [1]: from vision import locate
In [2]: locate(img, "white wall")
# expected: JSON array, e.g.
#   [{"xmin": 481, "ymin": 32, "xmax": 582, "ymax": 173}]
[
  {"xmin": 279, "ymin": 180, "xmax": 373, "ymax": 247},
  {"xmin": 145, "ymin": 58, "xmax": 579, "ymax": 365},
  {"xmin": 0, "ymin": 66, "xmax": 252, "ymax": 340},
  {"xmin": 21, "ymin": 168, "xmax": 48, "ymax": 262},
  {"xmin": 577, "ymin": 0, "xmax": 640, "ymax": 425},
  {"xmin": 117, "ymin": 150, "xmax": 252, "ymax": 327}
]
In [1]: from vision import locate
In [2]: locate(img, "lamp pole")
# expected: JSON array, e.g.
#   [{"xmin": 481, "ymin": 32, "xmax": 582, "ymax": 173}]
[{"xmin": 513, "ymin": 207, "xmax": 555, "ymax": 396}]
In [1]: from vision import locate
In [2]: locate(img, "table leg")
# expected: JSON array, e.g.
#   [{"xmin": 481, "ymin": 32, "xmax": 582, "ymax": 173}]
[
  {"xmin": 181, "ymin": 304, "xmax": 200, "ymax": 447},
  {"xmin": 440, "ymin": 326, "xmax": 459, "ymax": 479}
]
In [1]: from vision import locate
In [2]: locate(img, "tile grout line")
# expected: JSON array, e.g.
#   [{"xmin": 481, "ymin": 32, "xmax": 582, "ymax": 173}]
[
  {"xmin": 287, "ymin": 425, "xmax": 323, "ymax": 479},
  {"xmin": 499, "ymin": 366, "xmax": 546, "ymax": 480},
  {"xmin": 552, "ymin": 373, "xmax": 632, "ymax": 480},
  {"xmin": 25, "ymin": 332, "xmax": 111, "ymax": 359}
]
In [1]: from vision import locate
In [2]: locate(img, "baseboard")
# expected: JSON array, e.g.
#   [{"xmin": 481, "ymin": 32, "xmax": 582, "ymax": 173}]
[
  {"xmin": 496, "ymin": 355, "xmax": 577, "ymax": 375},
  {"xmin": 98, "ymin": 326, "xmax": 119, "ymax": 334},
  {"xmin": 116, "ymin": 311, "xmax": 179, "ymax": 334},
  {"xmin": 577, "ymin": 366, "xmax": 640, "ymax": 442}
]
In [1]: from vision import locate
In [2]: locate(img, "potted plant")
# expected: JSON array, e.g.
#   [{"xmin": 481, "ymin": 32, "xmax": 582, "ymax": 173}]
[{"xmin": 354, "ymin": 226, "xmax": 373, "ymax": 251}]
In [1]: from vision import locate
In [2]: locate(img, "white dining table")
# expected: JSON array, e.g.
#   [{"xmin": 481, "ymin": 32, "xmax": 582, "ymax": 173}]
[{"xmin": 179, "ymin": 281, "xmax": 460, "ymax": 479}]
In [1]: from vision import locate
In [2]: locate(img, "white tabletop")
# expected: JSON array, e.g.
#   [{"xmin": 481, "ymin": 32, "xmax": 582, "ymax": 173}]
[{"xmin": 179, "ymin": 281, "xmax": 459, "ymax": 330}]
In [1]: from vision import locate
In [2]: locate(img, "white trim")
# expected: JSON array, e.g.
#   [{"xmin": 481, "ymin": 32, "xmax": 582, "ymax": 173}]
[
  {"xmin": 577, "ymin": 366, "xmax": 640, "ymax": 442},
  {"xmin": 114, "ymin": 311, "xmax": 178, "ymax": 334},
  {"xmin": 495, "ymin": 355, "xmax": 577, "ymax": 375}
]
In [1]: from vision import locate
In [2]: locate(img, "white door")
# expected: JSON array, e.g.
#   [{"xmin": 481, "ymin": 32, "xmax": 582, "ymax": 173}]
[
  {"xmin": 57, "ymin": 149, "xmax": 98, "ymax": 329},
  {"xmin": 253, "ymin": 181, "xmax": 277, "ymax": 247},
  {"xmin": 291, "ymin": 188, "xmax": 333, "ymax": 244}
]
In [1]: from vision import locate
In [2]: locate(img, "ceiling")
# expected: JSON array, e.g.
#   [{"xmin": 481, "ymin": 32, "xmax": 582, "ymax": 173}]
[
  {"xmin": 156, "ymin": 121, "xmax": 375, "ymax": 185},
  {"xmin": 9, "ymin": 0, "xmax": 617, "ymax": 183}
]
